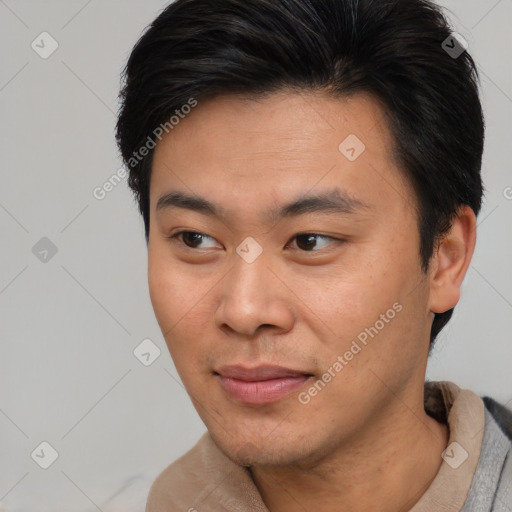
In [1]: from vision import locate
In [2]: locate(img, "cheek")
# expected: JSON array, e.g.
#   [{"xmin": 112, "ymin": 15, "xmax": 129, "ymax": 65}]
[
  {"xmin": 305, "ymin": 253, "xmax": 422, "ymax": 379},
  {"xmin": 148, "ymin": 249, "xmax": 216, "ymax": 366},
  {"xmin": 148, "ymin": 255, "xmax": 209, "ymax": 349},
  {"xmin": 301, "ymin": 259, "xmax": 399, "ymax": 340},
  {"xmin": 149, "ymin": 247, "xmax": 197, "ymax": 319},
  {"xmin": 147, "ymin": 259, "xmax": 181, "ymax": 330}
]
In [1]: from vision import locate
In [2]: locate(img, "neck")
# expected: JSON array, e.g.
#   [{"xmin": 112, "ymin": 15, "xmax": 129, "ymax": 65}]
[{"xmin": 249, "ymin": 388, "xmax": 449, "ymax": 512}]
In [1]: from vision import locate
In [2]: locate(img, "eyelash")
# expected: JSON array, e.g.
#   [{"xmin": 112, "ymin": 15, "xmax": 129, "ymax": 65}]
[{"xmin": 167, "ymin": 230, "xmax": 342, "ymax": 252}]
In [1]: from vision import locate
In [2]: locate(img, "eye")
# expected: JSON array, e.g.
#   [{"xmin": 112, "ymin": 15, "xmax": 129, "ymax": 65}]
[
  {"xmin": 287, "ymin": 233, "xmax": 337, "ymax": 251},
  {"xmin": 168, "ymin": 231, "xmax": 340, "ymax": 253},
  {"xmin": 169, "ymin": 230, "xmax": 220, "ymax": 249}
]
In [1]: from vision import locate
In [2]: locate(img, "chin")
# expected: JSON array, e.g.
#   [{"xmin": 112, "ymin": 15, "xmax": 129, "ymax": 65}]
[{"xmin": 208, "ymin": 427, "xmax": 310, "ymax": 467}]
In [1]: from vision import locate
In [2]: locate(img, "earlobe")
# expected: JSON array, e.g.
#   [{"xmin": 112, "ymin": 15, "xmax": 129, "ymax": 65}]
[{"xmin": 428, "ymin": 206, "xmax": 477, "ymax": 314}]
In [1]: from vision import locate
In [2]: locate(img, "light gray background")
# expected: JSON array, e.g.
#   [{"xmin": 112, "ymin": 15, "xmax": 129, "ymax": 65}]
[{"xmin": 0, "ymin": 0, "xmax": 511, "ymax": 510}]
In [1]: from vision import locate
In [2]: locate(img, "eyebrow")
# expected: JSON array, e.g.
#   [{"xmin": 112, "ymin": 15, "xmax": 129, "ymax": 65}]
[{"xmin": 155, "ymin": 188, "xmax": 370, "ymax": 223}]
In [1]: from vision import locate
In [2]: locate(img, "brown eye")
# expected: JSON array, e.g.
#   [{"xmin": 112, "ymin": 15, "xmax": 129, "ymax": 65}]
[
  {"xmin": 182, "ymin": 232, "xmax": 205, "ymax": 248},
  {"xmin": 290, "ymin": 233, "xmax": 336, "ymax": 251},
  {"xmin": 295, "ymin": 234, "xmax": 318, "ymax": 250},
  {"xmin": 169, "ymin": 231, "xmax": 220, "ymax": 250}
]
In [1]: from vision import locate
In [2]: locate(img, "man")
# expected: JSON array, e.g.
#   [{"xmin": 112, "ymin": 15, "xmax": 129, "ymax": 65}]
[{"xmin": 115, "ymin": 0, "xmax": 512, "ymax": 510}]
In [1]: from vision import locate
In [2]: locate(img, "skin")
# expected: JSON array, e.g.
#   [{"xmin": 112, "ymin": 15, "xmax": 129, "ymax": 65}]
[{"xmin": 148, "ymin": 90, "xmax": 476, "ymax": 512}]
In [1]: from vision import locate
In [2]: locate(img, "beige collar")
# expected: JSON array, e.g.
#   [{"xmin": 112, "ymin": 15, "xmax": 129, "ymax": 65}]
[
  {"xmin": 146, "ymin": 380, "xmax": 485, "ymax": 512},
  {"xmin": 409, "ymin": 380, "xmax": 485, "ymax": 511}
]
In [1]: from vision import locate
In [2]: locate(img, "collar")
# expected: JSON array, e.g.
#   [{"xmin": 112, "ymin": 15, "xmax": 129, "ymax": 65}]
[{"xmin": 146, "ymin": 381, "xmax": 486, "ymax": 512}]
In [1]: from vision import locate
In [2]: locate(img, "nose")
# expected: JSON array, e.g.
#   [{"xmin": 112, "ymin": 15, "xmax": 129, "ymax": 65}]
[{"xmin": 214, "ymin": 249, "xmax": 295, "ymax": 338}]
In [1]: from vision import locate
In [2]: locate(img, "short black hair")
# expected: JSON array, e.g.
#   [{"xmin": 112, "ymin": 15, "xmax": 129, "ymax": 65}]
[{"xmin": 115, "ymin": 0, "xmax": 485, "ymax": 347}]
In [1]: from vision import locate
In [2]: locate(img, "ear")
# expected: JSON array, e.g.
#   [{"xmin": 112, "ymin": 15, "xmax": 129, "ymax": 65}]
[{"xmin": 428, "ymin": 205, "xmax": 477, "ymax": 314}]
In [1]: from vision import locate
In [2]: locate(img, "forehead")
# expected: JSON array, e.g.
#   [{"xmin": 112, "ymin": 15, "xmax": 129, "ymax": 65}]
[
  {"xmin": 149, "ymin": 90, "xmax": 414, "ymax": 220},
  {"xmin": 153, "ymin": 90, "xmax": 392, "ymax": 160}
]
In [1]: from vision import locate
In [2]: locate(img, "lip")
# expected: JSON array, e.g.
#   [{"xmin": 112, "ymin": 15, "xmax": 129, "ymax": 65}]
[{"xmin": 215, "ymin": 365, "xmax": 314, "ymax": 405}]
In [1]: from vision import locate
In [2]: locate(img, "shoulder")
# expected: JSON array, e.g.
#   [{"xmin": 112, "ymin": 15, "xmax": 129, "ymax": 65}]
[
  {"xmin": 483, "ymin": 396, "xmax": 512, "ymax": 441},
  {"xmin": 145, "ymin": 431, "xmax": 215, "ymax": 511},
  {"xmin": 145, "ymin": 431, "xmax": 255, "ymax": 512},
  {"xmin": 480, "ymin": 396, "xmax": 512, "ymax": 510}
]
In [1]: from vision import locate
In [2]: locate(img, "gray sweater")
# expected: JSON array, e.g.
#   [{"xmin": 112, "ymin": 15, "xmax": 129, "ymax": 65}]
[
  {"xmin": 462, "ymin": 397, "xmax": 512, "ymax": 511},
  {"xmin": 146, "ymin": 384, "xmax": 512, "ymax": 511}
]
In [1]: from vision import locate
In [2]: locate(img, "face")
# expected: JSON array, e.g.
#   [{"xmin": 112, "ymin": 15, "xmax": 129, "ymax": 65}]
[{"xmin": 148, "ymin": 90, "xmax": 434, "ymax": 468}]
